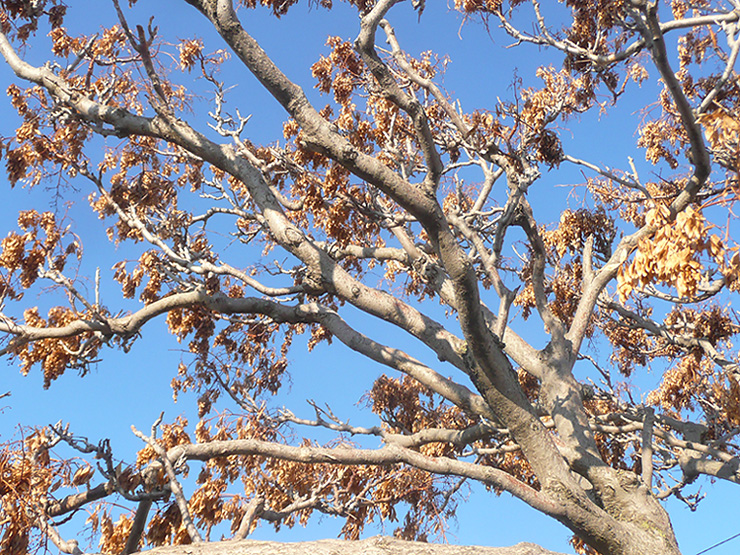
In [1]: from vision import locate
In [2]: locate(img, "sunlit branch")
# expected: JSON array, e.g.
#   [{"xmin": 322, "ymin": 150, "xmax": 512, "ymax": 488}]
[
  {"xmin": 649, "ymin": 425, "xmax": 737, "ymax": 466},
  {"xmin": 0, "ymin": 287, "xmax": 490, "ymax": 421},
  {"xmin": 577, "ymin": 352, "xmax": 615, "ymax": 393},
  {"xmin": 494, "ymin": 1, "xmax": 740, "ymax": 69},
  {"xmin": 497, "ymin": 3, "xmax": 716, "ymax": 360},
  {"xmin": 232, "ymin": 495, "xmax": 264, "ymax": 540},
  {"xmin": 562, "ymin": 154, "xmax": 650, "ymax": 198},
  {"xmin": 588, "ymin": 412, "xmax": 740, "ymax": 490},
  {"xmin": 293, "ymin": 306, "xmax": 496, "ymax": 422},
  {"xmin": 268, "ymin": 183, "xmax": 305, "ymax": 212},
  {"xmin": 698, "ymin": 18, "xmax": 740, "ymax": 114},
  {"xmin": 379, "ymin": 20, "xmax": 469, "ymax": 139},
  {"xmin": 472, "ymin": 166, "xmax": 505, "ymax": 214},
  {"xmin": 280, "ymin": 403, "xmax": 506, "ymax": 450},
  {"xmin": 462, "ymin": 443, "xmax": 522, "ymax": 458},
  {"xmin": 567, "ymin": 5, "xmax": 713, "ymax": 357},
  {"xmin": 180, "ymin": 0, "xmax": 453, "ymax": 254},
  {"xmin": 131, "ymin": 425, "xmax": 203, "ymax": 543},
  {"xmin": 582, "ymin": 235, "xmax": 595, "ymax": 288},
  {"xmin": 250, "ymin": 475, "xmax": 386, "ymax": 525},
  {"xmin": 1, "ymin": 0, "xmax": 738, "ymax": 552},
  {"xmin": 0, "ymin": 30, "xmax": 157, "ymax": 137},
  {"xmin": 165, "ymin": 439, "xmax": 563, "ymax": 518},
  {"xmin": 112, "ymin": 0, "xmax": 172, "ymax": 113},
  {"xmin": 356, "ymin": 1, "xmax": 443, "ymax": 190},
  {"xmin": 518, "ymin": 199, "xmax": 565, "ymax": 340},
  {"xmin": 46, "ymin": 482, "xmax": 115, "ymax": 518},
  {"xmin": 446, "ymin": 211, "xmax": 517, "ymax": 341},
  {"xmin": 206, "ymin": 75, "xmax": 253, "ymax": 149},
  {"xmin": 205, "ymin": 75, "xmax": 306, "ymax": 214},
  {"xmin": 639, "ymin": 278, "xmax": 728, "ymax": 304},
  {"xmin": 655, "ymin": 475, "xmax": 696, "ymax": 502},
  {"xmin": 678, "ymin": 455, "xmax": 740, "ymax": 485},
  {"xmin": 600, "ymin": 412, "xmax": 738, "ymax": 464},
  {"xmin": 495, "ymin": 7, "xmax": 640, "ymax": 66},
  {"xmin": 190, "ymin": 205, "xmax": 249, "ymax": 224},
  {"xmin": 354, "ymin": 214, "xmax": 545, "ymax": 380},
  {"xmin": 36, "ymin": 511, "xmax": 87, "ymax": 555},
  {"xmin": 281, "ymin": 401, "xmax": 711, "ymax": 469},
  {"xmin": 603, "ymin": 300, "xmax": 740, "ymax": 380},
  {"xmin": 314, "ymin": 242, "xmax": 412, "ymax": 265},
  {"xmin": 630, "ymin": 3, "xmax": 711, "ymax": 207},
  {"xmin": 428, "ymin": 277, "xmax": 546, "ymax": 379},
  {"xmin": 49, "ymin": 424, "xmax": 167, "ymax": 507},
  {"xmin": 38, "ymin": 267, "xmax": 101, "ymax": 319},
  {"xmin": 182, "ymin": 2, "xmax": 529, "ymax": 398}
]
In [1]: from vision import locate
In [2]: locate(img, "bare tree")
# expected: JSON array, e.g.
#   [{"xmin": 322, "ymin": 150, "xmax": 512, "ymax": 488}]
[{"xmin": 1, "ymin": 1, "xmax": 739, "ymax": 555}]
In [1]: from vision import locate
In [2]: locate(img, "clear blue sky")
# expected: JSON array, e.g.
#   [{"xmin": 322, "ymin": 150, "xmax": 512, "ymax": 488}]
[{"xmin": 0, "ymin": 2, "xmax": 738, "ymax": 554}]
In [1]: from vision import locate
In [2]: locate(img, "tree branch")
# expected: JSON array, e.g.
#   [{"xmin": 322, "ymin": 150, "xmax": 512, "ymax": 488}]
[
  {"xmin": 166, "ymin": 439, "xmax": 563, "ymax": 518},
  {"xmin": 356, "ymin": 2, "xmax": 443, "ymax": 191},
  {"xmin": 132, "ymin": 426, "xmax": 203, "ymax": 544}
]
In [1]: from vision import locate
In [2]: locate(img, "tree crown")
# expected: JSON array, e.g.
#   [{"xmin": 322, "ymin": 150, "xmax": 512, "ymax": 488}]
[{"xmin": 0, "ymin": 1, "xmax": 739, "ymax": 555}]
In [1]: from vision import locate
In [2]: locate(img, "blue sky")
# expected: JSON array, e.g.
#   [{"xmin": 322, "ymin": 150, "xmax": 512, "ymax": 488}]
[{"xmin": 0, "ymin": 1, "xmax": 739, "ymax": 554}]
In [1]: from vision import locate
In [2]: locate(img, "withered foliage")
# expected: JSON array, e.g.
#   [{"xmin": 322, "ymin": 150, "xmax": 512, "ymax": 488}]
[{"xmin": 0, "ymin": 1, "xmax": 739, "ymax": 555}]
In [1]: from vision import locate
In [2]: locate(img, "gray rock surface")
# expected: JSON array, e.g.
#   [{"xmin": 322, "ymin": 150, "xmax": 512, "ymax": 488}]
[{"xmin": 135, "ymin": 536, "xmax": 570, "ymax": 555}]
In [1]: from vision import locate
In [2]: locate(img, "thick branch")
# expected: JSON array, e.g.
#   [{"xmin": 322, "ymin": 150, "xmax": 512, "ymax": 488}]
[
  {"xmin": 641, "ymin": 408, "xmax": 655, "ymax": 489},
  {"xmin": 0, "ymin": 26, "xmax": 473, "ymax": 373},
  {"xmin": 167, "ymin": 439, "xmax": 562, "ymax": 518},
  {"xmin": 47, "ymin": 482, "xmax": 116, "ymax": 518},
  {"xmin": 566, "ymin": 4, "xmax": 712, "ymax": 357},
  {"xmin": 123, "ymin": 500, "xmax": 153, "ymax": 555},
  {"xmin": 1, "ymin": 289, "xmax": 495, "ymax": 422},
  {"xmin": 177, "ymin": 5, "xmax": 631, "ymax": 543}
]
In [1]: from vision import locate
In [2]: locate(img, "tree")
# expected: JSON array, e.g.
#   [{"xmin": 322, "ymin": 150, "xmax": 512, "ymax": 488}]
[{"xmin": 0, "ymin": 0, "xmax": 739, "ymax": 554}]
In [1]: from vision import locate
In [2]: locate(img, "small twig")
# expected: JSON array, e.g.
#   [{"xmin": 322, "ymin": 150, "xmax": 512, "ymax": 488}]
[
  {"xmin": 94, "ymin": 267, "xmax": 100, "ymax": 311},
  {"xmin": 563, "ymin": 154, "xmax": 650, "ymax": 197}
]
